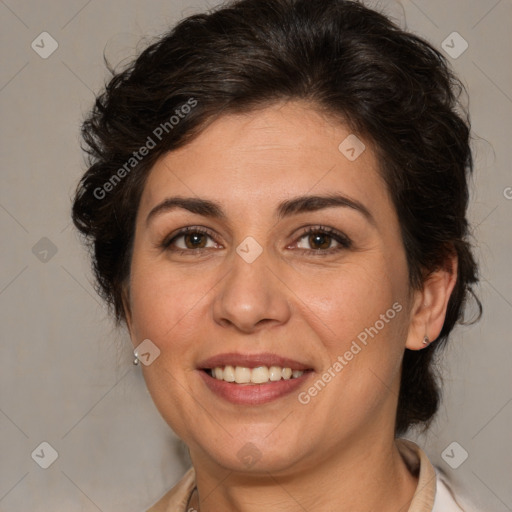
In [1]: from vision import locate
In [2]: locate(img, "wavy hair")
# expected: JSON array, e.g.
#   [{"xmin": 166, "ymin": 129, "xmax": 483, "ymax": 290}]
[{"xmin": 72, "ymin": 0, "xmax": 481, "ymax": 434}]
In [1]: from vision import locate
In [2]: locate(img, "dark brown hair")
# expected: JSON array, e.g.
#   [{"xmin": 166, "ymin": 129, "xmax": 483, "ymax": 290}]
[{"xmin": 71, "ymin": 0, "xmax": 481, "ymax": 435}]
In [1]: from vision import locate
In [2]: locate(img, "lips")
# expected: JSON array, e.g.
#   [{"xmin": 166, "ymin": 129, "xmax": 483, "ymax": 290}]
[{"xmin": 197, "ymin": 353, "xmax": 314, "ymax": 405}]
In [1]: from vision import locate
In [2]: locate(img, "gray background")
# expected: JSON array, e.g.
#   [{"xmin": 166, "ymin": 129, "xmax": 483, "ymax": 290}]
[{"xmin": 0, "ymin": 0, "xmax": 511, "ymax": 510}]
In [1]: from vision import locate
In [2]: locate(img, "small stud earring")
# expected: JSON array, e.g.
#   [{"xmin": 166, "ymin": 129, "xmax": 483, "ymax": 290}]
[
  {"xmin": 422, "ymin": 335, "xmax": 430, "ymax": 346},
  {"xmin": 133, "ymin": 355, "xmax": 139, "ymax": 365}
]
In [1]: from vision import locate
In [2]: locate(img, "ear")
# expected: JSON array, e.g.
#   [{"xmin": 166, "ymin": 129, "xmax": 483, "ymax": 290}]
[{"xmin": 405, "ymin": 250, "xmax": 458, "ymax": 350}]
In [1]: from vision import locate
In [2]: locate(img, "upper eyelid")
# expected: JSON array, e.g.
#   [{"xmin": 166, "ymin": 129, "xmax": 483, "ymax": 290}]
[
  {"xmin": 164, "ymin": 225, "xmax": 350, "ymax": 249},
  {"xmin": 162, "ymin": 226, "xmax": 218, "ymax": 247}
]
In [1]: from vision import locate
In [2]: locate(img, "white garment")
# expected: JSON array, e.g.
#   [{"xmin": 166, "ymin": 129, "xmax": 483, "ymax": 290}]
[
  {"xmin": 433, "ymin": 472, "xmax": 465, "ymax": 511},
  {"xmin": 432, "ymin": 469, "xmax": 481, "ymax": 512}
]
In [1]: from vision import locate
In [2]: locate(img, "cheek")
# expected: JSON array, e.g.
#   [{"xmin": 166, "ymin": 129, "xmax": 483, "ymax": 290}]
[
  {"xmin": 127, "ymin": 263, "xmax": 211, "ymax": 436},
  {"xmin": 299, "ymin": 276, "xmax": 407, "ymax": 435},
  {"xmin": 289, "ymin": 260, "xmax": 401, "ymax": 342},
  {"xmin": 128, "ymin": 259, "xmax": 216, "ymax": 345},
  {"xmin": 288, "ymin": 259, "xmax": 408, "ymax": 404}
]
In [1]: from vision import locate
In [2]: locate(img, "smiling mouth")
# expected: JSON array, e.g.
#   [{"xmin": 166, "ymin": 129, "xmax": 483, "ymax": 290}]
[{"xmin": 204, "ymin": 365, "xmax": 311, "ymax": 384}]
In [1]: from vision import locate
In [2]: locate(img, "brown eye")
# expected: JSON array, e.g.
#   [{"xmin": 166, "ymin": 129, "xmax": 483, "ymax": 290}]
[
  {"xmin": 161, "ymin": 227, "xmax": 219, "ymax": 253},
  {"xmin": 183, "ymin": 232, "xmax": 208, "ymax": 249},
  {"xmin": 294, "ymin": 226, "xmax": 352, "ymax": 254},
  {"xmin": 308, "ymin": 232, "xmax": 333, "ymax": 250}
]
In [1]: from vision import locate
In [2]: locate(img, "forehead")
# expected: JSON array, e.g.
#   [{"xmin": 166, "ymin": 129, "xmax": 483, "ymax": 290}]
[{"xmin": 138, "ymin": 101, "xmax": 390, "ymax": 218}]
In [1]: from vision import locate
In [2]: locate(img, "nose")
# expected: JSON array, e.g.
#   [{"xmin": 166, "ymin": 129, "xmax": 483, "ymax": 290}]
[{"xmin": 212, "ymin": 250, "xmax": 292, "ymax": 334}]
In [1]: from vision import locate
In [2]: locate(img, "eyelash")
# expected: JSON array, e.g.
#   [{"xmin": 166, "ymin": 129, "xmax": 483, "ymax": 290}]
[{"xmin": 160, "ymin": 225, "xmax": 352, "ymax": 256}]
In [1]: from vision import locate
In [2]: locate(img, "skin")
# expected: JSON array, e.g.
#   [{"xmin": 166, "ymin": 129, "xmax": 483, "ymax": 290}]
[{"xmin": 123, "ymin": 101, "xmax": 457, "ymax": 511}]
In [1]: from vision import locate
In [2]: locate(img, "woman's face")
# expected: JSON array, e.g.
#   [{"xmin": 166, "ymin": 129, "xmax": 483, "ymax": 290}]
[{"xmin": 126, "ymin": 101, "xmax": 419, "ymax": 474}]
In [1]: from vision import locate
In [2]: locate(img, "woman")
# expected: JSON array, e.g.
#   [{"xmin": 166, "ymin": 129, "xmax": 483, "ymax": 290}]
[{"xmin": 71, "ymin": 0, "xmax": 481, "ymax": 510}]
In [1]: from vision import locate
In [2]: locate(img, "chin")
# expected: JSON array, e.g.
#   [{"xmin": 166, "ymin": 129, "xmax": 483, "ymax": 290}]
[{"xmin": 195, "ymin": 435, "xmax": 312, "ymax": 476}]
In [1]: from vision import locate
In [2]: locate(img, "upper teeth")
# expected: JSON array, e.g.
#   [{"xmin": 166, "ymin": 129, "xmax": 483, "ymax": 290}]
[{"xmin": 211, "ymin": 366, "xmax": 304, "ymax": 384}]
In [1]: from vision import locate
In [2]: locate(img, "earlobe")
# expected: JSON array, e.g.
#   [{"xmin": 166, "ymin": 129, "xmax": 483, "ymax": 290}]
[{"xmin": 405, "ymin": 252, "xmax": 458, "ymax": 351}]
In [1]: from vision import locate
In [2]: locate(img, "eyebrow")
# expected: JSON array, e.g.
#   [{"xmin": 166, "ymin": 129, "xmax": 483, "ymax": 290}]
[{"xmin": 146, "ymin": 193, "xmax": 375, "ymax": 227}]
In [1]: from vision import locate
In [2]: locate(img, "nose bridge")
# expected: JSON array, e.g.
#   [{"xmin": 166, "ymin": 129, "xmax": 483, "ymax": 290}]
[{"xmin": 212, "ymin": 243, "xmax": 291, "ymax": 332}]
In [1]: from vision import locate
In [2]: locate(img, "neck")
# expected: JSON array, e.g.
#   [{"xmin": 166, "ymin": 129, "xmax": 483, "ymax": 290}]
[{"xmin": 188, "ymin": 435, "xmax": 418, "ymax": 512}]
